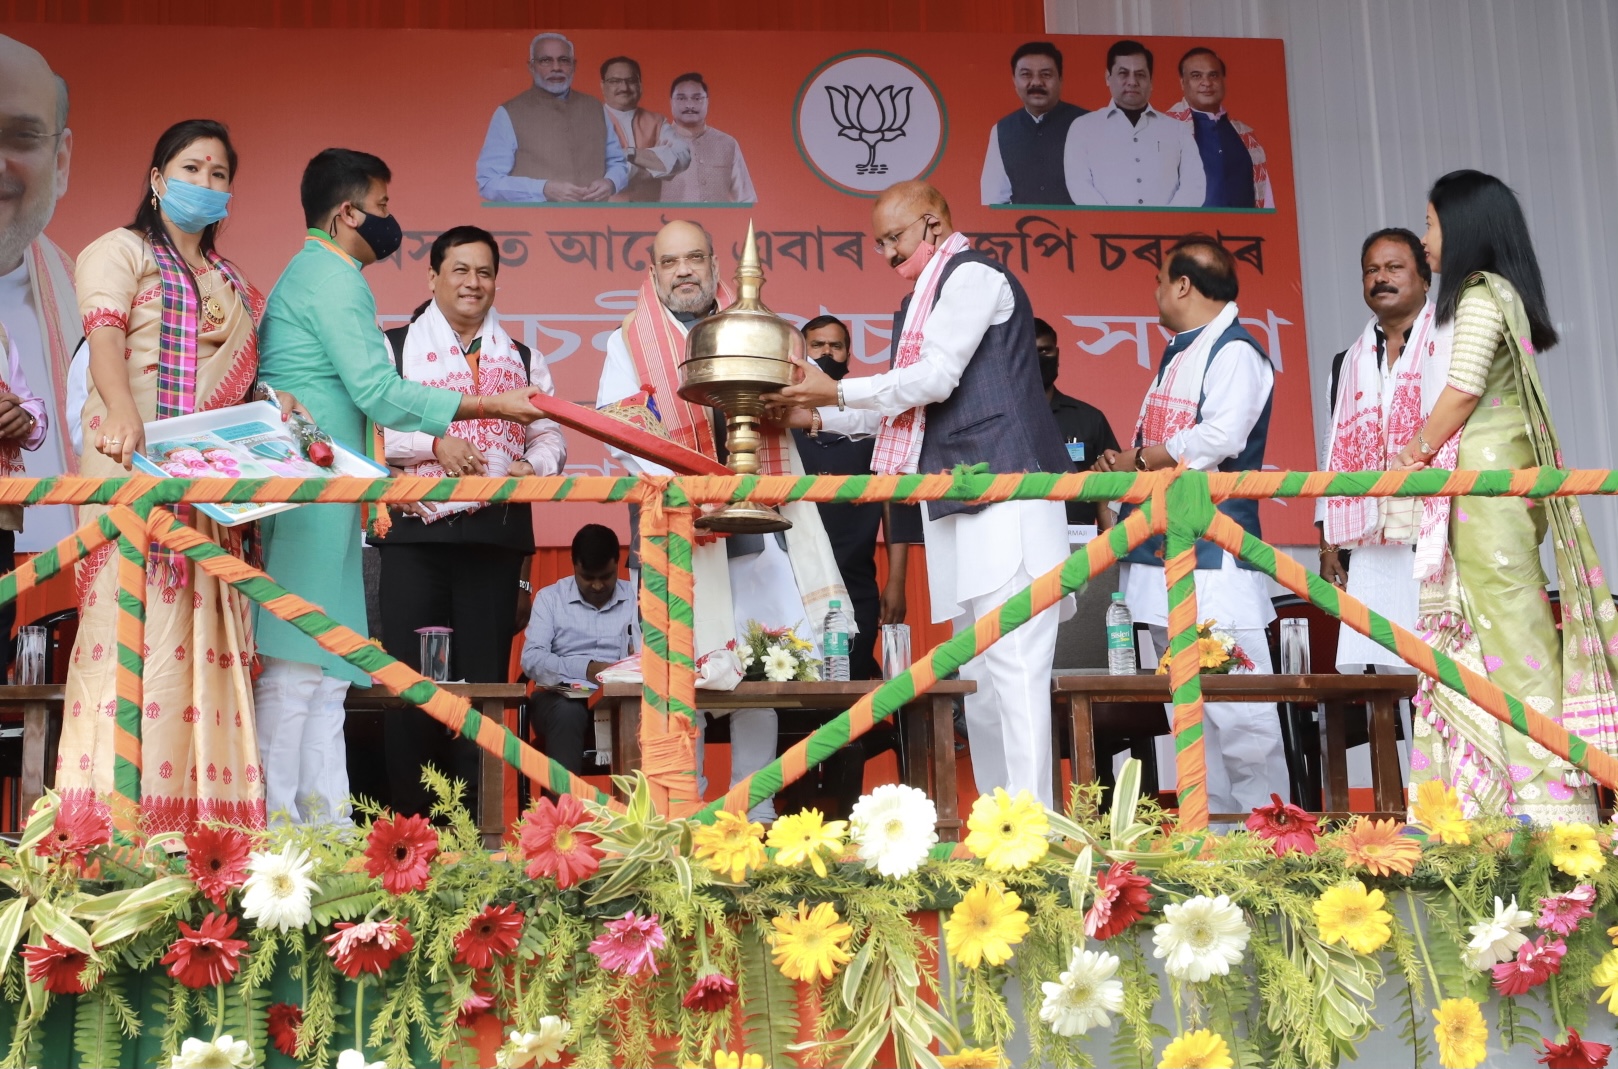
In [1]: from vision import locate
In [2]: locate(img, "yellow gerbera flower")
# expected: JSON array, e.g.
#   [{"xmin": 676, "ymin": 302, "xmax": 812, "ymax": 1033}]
[
  {"xmin": 711, "ymin": 1052, "xmax": 764, "ymax": 1069},
  {"xmin": 1432, "ymin": 998, "xmax": 1488, "ymax": 1069},
  {"xmin": 766, "ymin": 809, "xmax": 847, "ymax": 878},
  {"xmin": 1549, "ymin": 822, "xmax": 1607, "ymax": 879},
  {"xmin": 691, "ymin": 810, "xmax": 766, "ymax": 883},
  {"xmin": 937, "ymin": 1049, "xmax": 1003, "ymax": 1068},
  {"xmin": 1196, "ymin": 637, "xmax": 1230, "ymax": 670},
  {"xmin": 1313, "ymin": 880, "xmax": 1392, "ymax": 955},
  {"xmin": 1158, "ymin": 1028, "xmax": 1234, "ymax": 1069},
  {"xmin": 768, "ymin": 901, "xmax": 854, "ymax": 982},
  {"xmin": 944, "ymin": 882, "xmax": 1030, "ymax": 969},
  {"xmin": 1593, "ymin": 948, "xmax": 1618, "ymax": 1014},
  {"xmin": 964, "ymin": 788, "xmax": 1049, "ymax": 872},
  {"xmin": 1410, "ymin": 780, "xmax": 1471, "ymax": 845}
]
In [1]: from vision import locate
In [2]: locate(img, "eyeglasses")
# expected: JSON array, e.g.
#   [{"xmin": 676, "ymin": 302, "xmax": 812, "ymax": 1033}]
[
  {"xmin": 603, "ymin": 76, "xmax": 640, "ymax": 88},
  {"xmin": 530, "ymin": 55, "xmax": 575, "ymax": 68},
  {"xmin": 672, "ymin": 93, "xmax": 708, "ymax": 104},
  {"xmin": 655, "ymin": 252, "xmax": 710, "ymax": 270},
  {"xmin": 0, "ymin": 126, "xmax": 62, "ymax": 158},
  {"xmin": 873, "ymin": 215, "xmax": 928, "ymax": 254}
]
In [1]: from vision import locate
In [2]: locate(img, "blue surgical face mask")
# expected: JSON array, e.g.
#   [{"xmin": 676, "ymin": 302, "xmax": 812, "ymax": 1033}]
[{"xmin": 154, "ymin": 175, "xmax": 232, "ymax": 233}]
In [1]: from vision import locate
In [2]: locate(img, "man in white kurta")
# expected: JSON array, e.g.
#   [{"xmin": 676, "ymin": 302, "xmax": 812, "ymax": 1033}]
[
  {"xmin": 598, "ymin": 220, "xmax": 847, "ymax": 821},
  {"xmin": 1096, "ymin": 237, "xmax": 1284, "ymax": 816},
  {"xmin": 1317, "ymin": 229, "xmax": 1446, "ymax": 674},
  {"xmin": 767, "ymin": 182, "xmax": 1073, "ymax": 808},
  {"xmin": 1063, "ymin": 40, "xmax": 1204, "ymax": 208}
]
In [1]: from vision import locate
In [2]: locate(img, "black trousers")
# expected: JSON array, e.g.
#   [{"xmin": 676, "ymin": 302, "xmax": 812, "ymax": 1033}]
[
  {"xmin": 530, "ymin": 690, "xmax": 591, "ymax": 775},
  {"xmin": 377, "ymin": 542, "xmax": 527, "ymax": 817},
  {"xmin": 0, "ymin": 529, "xmax": 13, "ymax": 682}
]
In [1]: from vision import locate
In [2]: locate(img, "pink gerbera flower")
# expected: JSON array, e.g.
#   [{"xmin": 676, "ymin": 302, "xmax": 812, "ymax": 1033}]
[
  {"xmin": 1245, "ymin": 793, "xmax": 1321, "ymax": 857},
  {"xmin": 1493, "ymin": 935, "xmax": 1566, "ymax": 997},
  {"xmin": 1537, "ymin": 885, "xmax": 1596, "ymax": 937},
  {"xmin": 587, "ymin": 911, "xmax": 665, "ymax": 976}
]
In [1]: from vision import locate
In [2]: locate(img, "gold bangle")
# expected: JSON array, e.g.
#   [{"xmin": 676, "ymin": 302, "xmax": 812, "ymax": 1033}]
[
  {"xmin": 808, "ymin": 409, "xmax": 822, "ymax": 438},
  {"xmin": 1319, "ymin": 544, "xmax": 1339, "ymax": 556}
]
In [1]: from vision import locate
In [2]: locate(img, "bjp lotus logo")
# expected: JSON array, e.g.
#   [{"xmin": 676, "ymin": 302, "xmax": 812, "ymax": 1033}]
[
  {"xmin": 797, "ymin": 53, "xmax": 946, "ymax": 195},
  {"xmin": 825, "ymin": 84, "xmax": 912, "ymax": 175}
]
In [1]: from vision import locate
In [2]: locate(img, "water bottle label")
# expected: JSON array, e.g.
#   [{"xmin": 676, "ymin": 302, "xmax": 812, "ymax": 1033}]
[
  {"xmin": 1106, "ymin": 623, "xmax": 1132, "ymax": 650},
  {"xmin": 824, "ymin": 633, "xmax": 850, "ymax": 657}
]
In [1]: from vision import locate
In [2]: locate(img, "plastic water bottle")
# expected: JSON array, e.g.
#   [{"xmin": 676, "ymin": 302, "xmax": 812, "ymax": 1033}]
[
  {"xmin": 1106, "ymin": 591, "xmax": 1136, "ymax": 675},
  {"xmin": 822, "ymin": 600, "xmax": 852, "ymax": 681}
]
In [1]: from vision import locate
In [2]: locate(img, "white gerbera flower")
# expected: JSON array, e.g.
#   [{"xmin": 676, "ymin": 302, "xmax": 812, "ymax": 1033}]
[
  {"xmin": 1462, "ymin": 895, "xmax": 1534, "ymax": 969},
  {"xmin": 1038, "ymin": 945, "xmax": 1125, "ymax": 1036},
  {"xmin": 1151, "ymin": 894, "xmax": 1250, "ymax": 982},
  {"xmin": 335, "ymin": 1050, "xmax": 386, "ymax": 1069},
  {"xmin": 763, "ymin": 646, "xmax": 800, "ymax": 682},
  {"xmin": 168, "ymin": 1034, "xmax": 253, "ymax": 1068},
  {"xmin": 495, "ymin": 1017, "xmax": 572, "ymax": 1068},
  {"xmin": 240, "ymin": 844, "xmax": 318, "ymax": 932},
  {"xmin": 849, "ymin": 783, "xmax": 939, "ymax": 879}
]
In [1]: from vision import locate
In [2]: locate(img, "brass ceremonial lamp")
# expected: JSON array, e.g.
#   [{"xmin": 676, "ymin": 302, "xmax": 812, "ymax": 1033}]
[{"xmin": 679, "ymin": 222, "xmax": 801, "ymax": 534}]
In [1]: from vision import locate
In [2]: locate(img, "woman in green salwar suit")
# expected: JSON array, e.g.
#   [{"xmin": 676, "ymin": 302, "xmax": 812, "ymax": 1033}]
[{"xmin": 1397, "ymin": 170, "xmax": 1618, "ymax": 824}]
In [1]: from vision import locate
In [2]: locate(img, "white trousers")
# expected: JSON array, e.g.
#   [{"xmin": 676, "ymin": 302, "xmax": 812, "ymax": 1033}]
[
  {"xmin": 955, "ymin": 565, "xmax": 1058, "ymax": 808},
  {"xmin": 1147, "ymin": 624, "xmax": 1288, "ymax": 815},
  {"xmin": 693, "ymin": 708, "xmax": 778, "ymax": 823},
  {"xmin": 254, "ymin": 656, "xmax": 352, "ymax": 826}
]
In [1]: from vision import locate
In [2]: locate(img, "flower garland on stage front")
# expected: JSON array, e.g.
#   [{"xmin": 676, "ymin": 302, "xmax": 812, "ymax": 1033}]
[{"xmin": 5, "ymin": 766, "xmax": 1618, "ymax": 1069}]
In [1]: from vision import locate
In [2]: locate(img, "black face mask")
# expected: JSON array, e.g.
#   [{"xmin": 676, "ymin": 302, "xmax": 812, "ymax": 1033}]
[
  {"xmin": 1039, "ymin": 355, "xmax": 1059, "ymax": 391},
  {"xmin": 814, "ymin": 354, "xmax": 851, "ymax": 381},
  {"xmin": 352, "ymin": 210, "xmax": 403, "ymax": 261}
]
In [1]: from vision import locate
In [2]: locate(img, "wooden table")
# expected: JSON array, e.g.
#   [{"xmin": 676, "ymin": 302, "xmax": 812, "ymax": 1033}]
[
  {"xmin": 0, "ymin": 684, "xmax": 66, "ymax": 825},
  {"xmin": 1051, "ymin": 673, "xmax": 1416, "ymax": 820},
  {"xmin": 595, "ymin": 680, "xmax": 976, "ymax": 840},
  {"xmin": 346, "ymin": 683, "xmax": 527, "ymax": 847}
]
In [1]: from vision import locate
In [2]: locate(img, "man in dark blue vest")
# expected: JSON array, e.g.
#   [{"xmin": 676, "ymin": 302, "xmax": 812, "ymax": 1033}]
[
  {"xmin": 1166, "ymin": 47, "xmax": 1274, "ymax": 210},
  {"xmin": 766, "ymin": 180, "xmax": 1072, "ymax": 807},
  {"xmin": 980, "ymin": 41, "xmax": 1087, "ymax": 206},
  {"xmin": 1095, "ymin": 235, "xmax": 1287, "ymax": 816}
]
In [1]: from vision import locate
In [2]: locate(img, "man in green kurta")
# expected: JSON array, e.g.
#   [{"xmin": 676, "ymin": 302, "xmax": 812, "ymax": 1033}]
[{"xmin": 254, "ymin": 148, "xmax": 544, "ymax": 825}]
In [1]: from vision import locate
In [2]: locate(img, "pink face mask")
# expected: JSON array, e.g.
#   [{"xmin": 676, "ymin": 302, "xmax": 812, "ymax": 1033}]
[{"xmin": 893, "ymin": 240, "xmax": 937, "ymax": 283}]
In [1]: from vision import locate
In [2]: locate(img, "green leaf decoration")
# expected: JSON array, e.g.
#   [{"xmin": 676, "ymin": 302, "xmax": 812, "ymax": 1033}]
[{"xmin": 739, "ymin": 921, "xmax": 799, "ymax": 1068}]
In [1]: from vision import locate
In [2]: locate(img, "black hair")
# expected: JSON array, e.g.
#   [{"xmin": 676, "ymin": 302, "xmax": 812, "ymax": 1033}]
[
  {"xmin": 670, "ymin": 72, "xmax": 708, "ymax": 96},
  {"xmin": 571, "ymin": 524, "xmax": 622, "ymax": 570},
  {"xmin": 129, "ymin": 119, "xmax": 238, "ymax": 259},
  {"xmin": 430, "ymin": 225, "xmax": 501, "ymax": 274},
  {"xmin": 1106, "ymin": 39, "xmax": 1154, "ymax": 76},
  {"xmin": 1033, "ymin": 317, "xmax": 1057, "ymax": 340},
  {"xmin": 1428, "ymin": 169, "xmax": 1558, "ymax": 351},
  {"xmin": 1178, "ymin": 46, "xmax": 1225, "ymax": 77},
  {"xmin": 1360, "ymin": 227, "xmax": 1431, "ymax": 285},
  {"xmin": 600, "ymin": 55, "xmax": 641, "ymax": 81},
  {"xmin": 1165, "ymin": 234, "xmax": 1239, "ymax": 302},
  {"xmin": 1011, "ymin": 41, "xmax": 1063, "ymax": 76},
  {"xmin": 408, "ymin": 299, "xmax": 431, "ymax": 322},
  {"xmin": 300, "ymin": 147, "xmax": 391, "ymax": 229},
  {"xmin": 800, "ymin": 314, "xmax": 850, "ymax": 342}
]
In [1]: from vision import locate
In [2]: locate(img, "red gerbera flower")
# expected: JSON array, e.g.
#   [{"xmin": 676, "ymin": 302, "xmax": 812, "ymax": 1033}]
[
  {"xmin": 363, "ymin": 813, "xmax": 439, "ymax": 895},
  {"xmin": 1245, "ymin": 793, "xmax": 1321, "ymax": 857},
  {"xmin": 21, "ymin": 935, "xmax": 90, "ymax": 994},
  {"xmin": 1084, "ymin": 860, "xmax": 1152, "ymax": 941},
  {"xmin": 457, "ymin": 980, "xmax": 495, "ymax": 1026},
  {"xmin": 324, "ymin": 918, "xmax": 415, "ymax": 978},
  {"xmin": 267, "ymin": 1002, "xmax": 304, "ymax": 1058},
  {"xmin": 184, "ymin": 824, "xmax": 254, "ymax": 908},
  {"xmin": 1493, "ymin": 935, "xmax": 1566, "ymax": 998},
  {"xmin": 37, "ymin": 800, "xmax": 110, "ymax": 864},
  {"xmin": 452, "ymin": 903, "xmax": 525, "ymax": 969},
  {"xmin": 682, "ymin": 972, "xmax": 740, "ymax": 1012},
  {"xmin": 159, "ymin": 912, "xmax": 249, "ymax": 989},
  {"xmin": 519, "ymin": 794, "xmax": 603, "ymax": 888},
  {"xmin": 1540, "ymin": 1028, "xmax": 1613, "ymax": 1068}
]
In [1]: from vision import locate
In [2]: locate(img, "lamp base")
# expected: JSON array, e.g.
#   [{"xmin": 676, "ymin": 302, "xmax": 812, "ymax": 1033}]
[{"xmin": 695, "ymin": 501, "xmax": 793, "ymax": 534}]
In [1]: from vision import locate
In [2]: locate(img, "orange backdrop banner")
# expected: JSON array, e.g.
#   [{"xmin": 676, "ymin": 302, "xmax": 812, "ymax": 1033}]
[{"xmin": 18, "ymin": 27, "xmax": 1314, "ymax": 545}]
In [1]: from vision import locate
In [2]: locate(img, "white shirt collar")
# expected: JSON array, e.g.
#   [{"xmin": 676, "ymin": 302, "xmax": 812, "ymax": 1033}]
[{"xmin": 1102, "ymin": 102, "xmax": 1163, "ymax": 121}]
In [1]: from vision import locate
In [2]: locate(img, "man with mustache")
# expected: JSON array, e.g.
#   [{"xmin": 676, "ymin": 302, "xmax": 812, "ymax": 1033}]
[
  {"xmin": 0, "ymin": 36, "xmax": 78, "ymax": 551},
  {"xmin": 598, "ymin": 56, "xmax": 690, "ymax": 203},
  {"xmin": 597, "ymin": 221, "xmax": 848, "ymax": 820},
  {"xmin": 1064, "ymin": 39, "xmax": 1204, "ymax": 208},
  {"xmin": 980, "ymin": 41, "xmax": 1086, "ymax": 206},
  {"xmin": 766, "ymin": 181, "xmax": 1072, "ymax": 807},
  {"xmin": 476, "ymin": 32, "xmax": 629, "ymax": 204},
  {"xmin": 1317, "ymin": 228, "xmax": 1443, "ymax": 674},
  {"xmin": 659, "ymin": 74, "xmax": 755, "ymax": 204},
  {"xmin": 1165, "ymin": 47, "xmax": 1274, "ymax": 209}
]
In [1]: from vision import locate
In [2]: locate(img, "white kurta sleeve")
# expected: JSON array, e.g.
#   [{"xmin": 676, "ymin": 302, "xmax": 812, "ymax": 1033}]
[
  {"xmin": 598, "ymin": 328, "xmax": 674, "ymax": 477},
  {"xmin": 1063, "ymin": 116, "xmax": 1105, "ymax": 205},
  {"xmin": 1169, "ymin": 119, "xmax": 1207, "ymax": 207},
  {"xmin": 522, "ymin": 350, "xmax": 567, "ymax": 475},
  {"xmin": 1162, "ymin": 341, "xmax": 1273, "ymax": 470},
  {"xmin": 980, "ymin": 126, "xmax": 1012, "ymax": 205}
]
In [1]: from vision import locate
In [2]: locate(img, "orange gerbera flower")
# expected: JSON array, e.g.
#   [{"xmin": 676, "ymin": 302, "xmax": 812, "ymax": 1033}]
[{"xmin": 1339, "ymin": 817, "xmax": 1422, "ymax": 877}]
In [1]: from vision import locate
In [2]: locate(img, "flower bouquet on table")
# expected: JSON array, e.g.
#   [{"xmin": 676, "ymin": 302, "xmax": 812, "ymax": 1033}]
[
  {"xmin": 736, "ymin": 621, "xmax": 821, "ymax": 682},
  {"xmin": 1155, "ymin": 619, "xmax": 1255, "ymax": 675}
]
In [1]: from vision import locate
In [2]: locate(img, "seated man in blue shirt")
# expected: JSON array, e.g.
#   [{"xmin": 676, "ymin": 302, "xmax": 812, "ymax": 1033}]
[{"xmin": 520, "ymin": 524, "xmax": 636, "ymax": 773}]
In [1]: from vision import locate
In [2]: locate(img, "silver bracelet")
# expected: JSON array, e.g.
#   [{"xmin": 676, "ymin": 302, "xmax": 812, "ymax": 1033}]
[{"xmin": 836, "ymin": 381, "xmax": 846, "ymax": 411}]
